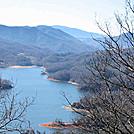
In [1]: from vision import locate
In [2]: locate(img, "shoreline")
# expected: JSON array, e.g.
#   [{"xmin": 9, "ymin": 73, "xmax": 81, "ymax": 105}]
[
  {"xmin": 62, "ymin": 106, "xmax": 90, "ymax": 113},
  {"xmin": 68, "ymin": 81, "xmax": 79, "ymax": 86},
  {"xmin": 0, "ymin": 65, "xmax": 47, "ymax": 71},
  {"xmin": 0, "ymin": 65, "xmax": 38, "ymax": 70},
  {"xmin": 8, "ymin": 65, "xmax": 38, "ymax": 69},
  {"xmin": 46, "ymin": 78, "xmax": 79, "ymax": 86},
  {"xmin": 39, "ymin": 122, "xmax": 84, "ymax": 130},
  {"xmin": 0, "ymin": 65, "xmax": 79, "ymax": 86},
  {"xmin": 45, "ymin": 77, "xmax": 60, "ymax": 82},
  {"xmin": 40, "ymin": 66, "xmax": 47, "ymax": 71},
  {"xmin": 40, "ymin": 66, "xmax": 49, "ymax": 75}
]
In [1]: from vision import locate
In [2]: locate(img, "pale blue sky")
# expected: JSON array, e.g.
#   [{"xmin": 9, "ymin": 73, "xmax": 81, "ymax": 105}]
[{"xmin": 0, "ymin": 0, "xmax": 125, "ymax": 33}]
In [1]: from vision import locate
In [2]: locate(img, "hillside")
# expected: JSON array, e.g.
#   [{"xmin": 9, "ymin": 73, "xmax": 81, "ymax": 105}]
[
  {"xmin": 0, "ymin": 24, "xmax": 92, "ymax": 53},
  {"xmin": 0, "ymin": 38, "xmax": 51, "ymax": 68},
  {"xmin": 52, "ymin": 25, "xmax": 105, "ymax": 38},
  {"xmin": 36, "ymin": 25, "xmax": 80, "ymax": 42},
  {"xmin": 42, "ymin": 52, "xmax": 91, "ymax": 86},
  {"xmin": 78, "ymin": 38, "xmax": 103, "ymax": 50}
]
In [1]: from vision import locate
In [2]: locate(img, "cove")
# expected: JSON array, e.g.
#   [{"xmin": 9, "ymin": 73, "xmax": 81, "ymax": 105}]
[{"xmin": 0, "ymin": 67, "xmax": 81, "ymax": 133}]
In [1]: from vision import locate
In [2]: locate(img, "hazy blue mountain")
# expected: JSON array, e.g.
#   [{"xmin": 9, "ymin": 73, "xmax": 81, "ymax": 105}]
[
  {"xmin": 79, "ymin": 33, "xmax": 131, "ymax": 50},
  {"xmin": 36, "ymin": 25, "xmax": 80, "ymax": 42},
  {"xmin": 0, "ymin": 24, "xmax": 92, "ymax": 52},
  {"xmin": 0, "ymin": 37, "xmax": 52, "ymax": 54},
  {"xmin": 79, "ymin": 38, "xmax": 104, "ymax": 50},
  {"xmin": 52, "ymin": 25, "xmax": 105, "ymax": 38}
]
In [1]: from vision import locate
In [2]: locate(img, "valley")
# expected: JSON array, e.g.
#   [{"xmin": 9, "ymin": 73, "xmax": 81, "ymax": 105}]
[{"xmin": 0, "ymin": 24, "xmax": 102, "ymax": 92}]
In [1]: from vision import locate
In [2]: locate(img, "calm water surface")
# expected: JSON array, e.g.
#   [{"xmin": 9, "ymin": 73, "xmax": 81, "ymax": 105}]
[{"xmin": 0, "ymin": 67, "xmax": 81, "ymax": 133}]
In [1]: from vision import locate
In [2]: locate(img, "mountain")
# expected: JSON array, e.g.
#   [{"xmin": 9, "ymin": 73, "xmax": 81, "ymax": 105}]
[
  {"xmin": 0, "ymin": 24, "xmax": 92, "ymax": 53},
  {"xmin": 52, "ymin": 25, "xmax": 105, "ymax": 38},
  {"xmin": 36, "ymin": 25, "xmax": 79, "ymax": 42},
  {"xmin": 0, "ymin": 37, "xmax": 52, "ymax": 67},
  {"xmin": 0, "ymin": 37, "xmax": 52, "ymax": 55},
  {"xmin": 78, "ymin": 38, "xmax": 103, "ymax": 50}
]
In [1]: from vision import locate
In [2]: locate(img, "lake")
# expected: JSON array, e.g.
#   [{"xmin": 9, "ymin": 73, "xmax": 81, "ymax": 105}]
[{"xmin": 0, "ymin": 67, "xmax": 81, "ymax": 133}]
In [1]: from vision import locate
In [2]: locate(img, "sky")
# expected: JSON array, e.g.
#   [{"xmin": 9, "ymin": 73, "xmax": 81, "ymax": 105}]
[{"xmin": 0, "ymin": 0, "xmax": 126, "ymax": 33}]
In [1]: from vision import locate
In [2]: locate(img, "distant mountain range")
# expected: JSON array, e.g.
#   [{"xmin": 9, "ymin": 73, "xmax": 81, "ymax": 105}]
[
  {"xmin": 0, "ymin": 24, "xmax": 107, "ymax": 67},
  {"xmin": 78, "ymin": 38, "xmax": 103, "ymax": 50},
  {"xmin": 0, "ymin": 24, "xmax": 127, "ymax": 69},
  {"xmin": 0, "ymin": 24, "xmax": 93, "ymax": 53},
  {"xmin": 52, "ymin": 25, "xmax": 105, "ymax": 38}
]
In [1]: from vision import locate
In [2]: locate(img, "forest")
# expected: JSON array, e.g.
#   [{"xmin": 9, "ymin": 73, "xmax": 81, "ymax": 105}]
[{"xmin": 0, "ymin": 0, "xmax": 134, "ymax": 133}]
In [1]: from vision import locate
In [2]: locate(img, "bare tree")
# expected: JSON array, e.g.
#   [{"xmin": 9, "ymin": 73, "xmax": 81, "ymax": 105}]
[
  {"xmin": 0, "ymin": 89, "xmax": 35, "ymax": 133},
  {"xmin": 65, "ymin": 0, "xmax": 134, "ymax": 133}
]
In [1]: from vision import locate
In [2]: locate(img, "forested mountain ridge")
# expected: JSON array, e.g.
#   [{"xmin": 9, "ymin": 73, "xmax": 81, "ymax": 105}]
[
  {"xmin": 0, "ymin": 24, "xmax": 100, "ymax": 69},
  {"xmin": 36, "ymin": 25, "xmax": 81, "ymax": 42},
  {"xmin": 0, "ymin": 37, "xmax": 52, "ymax": 68},
  {"xmin": 52, "ymin": 25, "xmax": 105, "ymax": 50},
  {"xmin": 0, "ymin": 24, "xmax": 92, "ymax": 52},
  {"xmin": 52, "ymin": 25, "xmax": 105, "ymax": 38}
]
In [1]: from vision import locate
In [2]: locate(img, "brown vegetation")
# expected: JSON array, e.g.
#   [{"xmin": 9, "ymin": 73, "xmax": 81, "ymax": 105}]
[
  {"xmin": 39, "ymin": 122, "xmax": 84, "ymax": 130},
  {"xmin": 63, "ymin": 1, "xmax": 134, "ymax": 133}
]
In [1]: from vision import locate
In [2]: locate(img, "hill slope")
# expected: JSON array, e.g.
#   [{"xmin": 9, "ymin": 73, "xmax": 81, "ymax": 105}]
[
  {"xmin": 36, "ymin": 25, "xmax": 80, "ymax": 42},
  {"xmin": 0, "ymin": 24, "xmax": 92, "ymax": 52},
  {"xmin": 52, "ymin": 25, "xmax": 105, "ymax": 38},
  {"xmin": 0, "ymin": 37, "xmax": 52, "ymax": 67}
]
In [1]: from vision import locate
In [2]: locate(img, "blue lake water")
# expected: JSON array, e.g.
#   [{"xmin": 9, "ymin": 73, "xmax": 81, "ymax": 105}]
[{"xmin": 0, "ymin": 67, "xmax": 81, "ymax": 133}]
